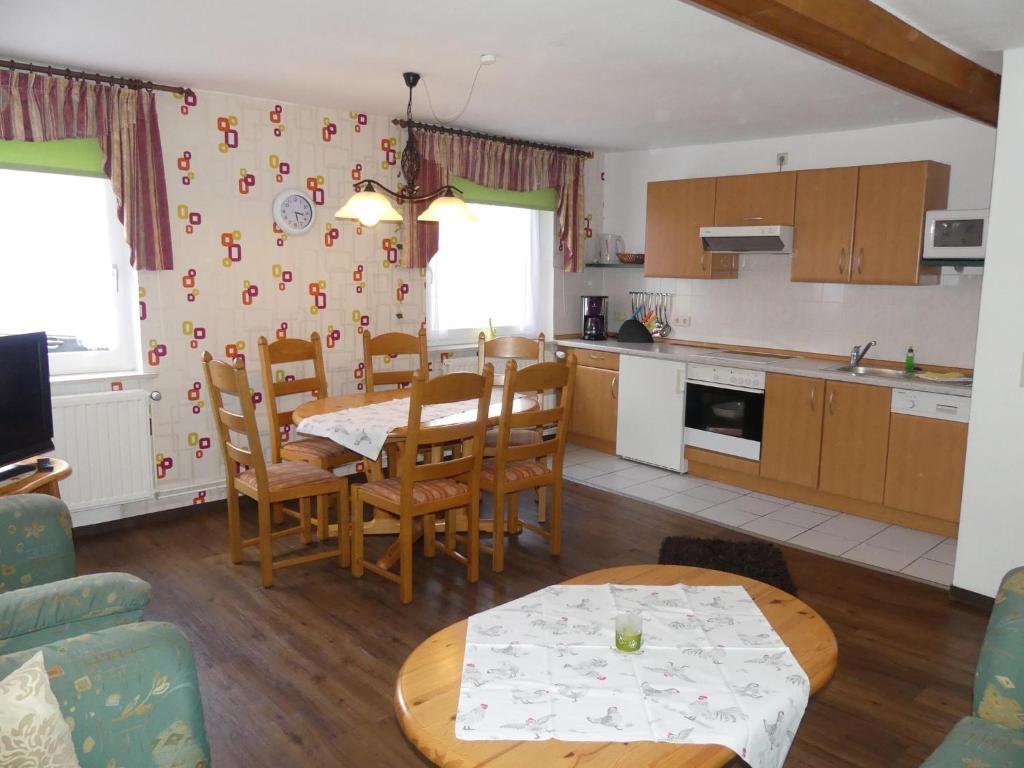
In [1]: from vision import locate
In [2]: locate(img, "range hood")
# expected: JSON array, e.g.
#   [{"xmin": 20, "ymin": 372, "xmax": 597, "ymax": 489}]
[{"xmin": 700, "ymin": 225, "xmax": 794, "ymax": 254}]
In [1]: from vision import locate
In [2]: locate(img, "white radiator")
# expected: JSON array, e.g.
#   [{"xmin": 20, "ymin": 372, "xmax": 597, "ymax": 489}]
[
  {"xmin": 50, "ymin": 390, "xmax": 155, "ymax": 511},
  {"xmin": 441, "ymin": 356, "xmax": 479, "ymax": 373}
]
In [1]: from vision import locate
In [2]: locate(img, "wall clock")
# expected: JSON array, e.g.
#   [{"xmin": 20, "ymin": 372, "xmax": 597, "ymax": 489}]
[{"xmin": 272, "ymin": 189, "xmax": 316, "ymax": 235}]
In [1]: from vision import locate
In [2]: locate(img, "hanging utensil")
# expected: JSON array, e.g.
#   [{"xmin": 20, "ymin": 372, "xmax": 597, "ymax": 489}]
[{"xmin": 659, "ymin": 293, "xmax": 673, "ymax": 337}]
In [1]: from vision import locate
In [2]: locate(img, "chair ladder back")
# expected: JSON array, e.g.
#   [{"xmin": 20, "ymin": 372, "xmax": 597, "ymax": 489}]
[
  {"xmin": 363, "ymin": 328, "xmax": 428, "ymax": 393},
  {"xmin": 493, "ymin": 358, "xmax": 577, "ymax": 470},
  {"xmin": 477, "ymin": 332, "xmax": 545, "ymax": 387},
  {"xmin": 203, "ymin": 352, "xmax": 270, "ymax": 490},
  {"xmin": 258, "ymin": 333, "xmax": 329, "ymax": 463}
]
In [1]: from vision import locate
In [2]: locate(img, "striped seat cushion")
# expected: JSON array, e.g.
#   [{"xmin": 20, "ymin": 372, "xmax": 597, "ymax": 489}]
[
  {"xmin": 484, "ymin": 427, "xmax": 542, "ymax": 448},
  {"xmin": 237, "ymin": 460, "xmax": 340, "ymax": 493},
  {"xmin": 360, "ymin": 478, "xmax": 468, "ymax": 505},
  {"xmin": 479, "ymin": 459, "xmax": 550, "ymax": 484},
  {"xmin": 281, "ymin": 436, "xmax": 359, "ymax": 467}
]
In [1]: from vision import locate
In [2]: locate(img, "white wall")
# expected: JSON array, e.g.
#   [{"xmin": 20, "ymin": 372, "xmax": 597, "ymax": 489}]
[
  {"xmin": 571, "ymin": 118, "xmax": 996, "ymax": 366},
  {"xmin": 955, "ymin": 48, "xmax": 1024, "ymax": 597}
]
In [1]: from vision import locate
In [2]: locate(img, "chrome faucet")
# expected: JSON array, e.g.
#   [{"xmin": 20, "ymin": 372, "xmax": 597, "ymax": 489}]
[{"xmin": 850, "ymin": 339, "xmax": 877, "ymax": 367}]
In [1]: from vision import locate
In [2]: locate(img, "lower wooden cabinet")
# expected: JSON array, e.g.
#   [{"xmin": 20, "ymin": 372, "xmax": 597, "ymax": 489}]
[
  {"xmin": 884, "ymin": 414, "xmax": 968, "ymax": 522},
  {"xmin": 760, "ymin": 374, "xmax": 825, "ymax": 488},
  {"xmin": 559, "ymin": 348, "xmax": 619, "ymax": 454},
  {"xmin": 818, "ymin": 381, "xmax": 891, "ymax": 504}
]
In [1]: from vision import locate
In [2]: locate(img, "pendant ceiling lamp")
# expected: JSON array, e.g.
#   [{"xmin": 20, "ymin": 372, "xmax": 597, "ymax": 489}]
[{"xmin": 334, "ymin": 72, "xmax": 476, "ymax": 227}]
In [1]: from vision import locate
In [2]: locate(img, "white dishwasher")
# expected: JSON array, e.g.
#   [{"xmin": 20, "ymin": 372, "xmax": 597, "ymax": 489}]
[{"xmin": 615, "ymin": 355, "xmax": 687, "ymax": 471}]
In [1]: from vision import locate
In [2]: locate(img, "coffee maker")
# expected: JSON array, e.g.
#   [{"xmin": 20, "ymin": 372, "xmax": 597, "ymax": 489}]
[{"xmin": 581, "ymin": 295, "xmax": 609, "ymax": 340}]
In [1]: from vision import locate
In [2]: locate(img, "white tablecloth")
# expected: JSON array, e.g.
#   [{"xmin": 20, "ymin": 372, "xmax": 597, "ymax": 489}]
[{"xmin": 456, "ymin": 584, "xmax": 809, "ymax": 768}]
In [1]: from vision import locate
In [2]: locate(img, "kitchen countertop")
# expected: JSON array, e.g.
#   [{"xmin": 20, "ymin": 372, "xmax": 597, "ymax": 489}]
[{"xmin": 556, "ymin": 338, "xmax": 972, "ymax": 397}]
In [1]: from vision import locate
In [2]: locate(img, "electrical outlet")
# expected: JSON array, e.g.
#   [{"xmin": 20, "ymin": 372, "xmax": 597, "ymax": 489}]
[
  {"xmin": 674, "ymin": 315, "xmax": 691, "ymax": 328},
  {"xmin": 777, "ymin": 152, "xmax": 789, "ymax": 168}
]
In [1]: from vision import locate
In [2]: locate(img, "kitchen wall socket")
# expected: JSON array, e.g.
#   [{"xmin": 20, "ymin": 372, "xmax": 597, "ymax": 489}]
[
  {"xmin": 776, "ymin": 152, "xmax": 789, "ymax": 169},
  {"xmin": 674, "ymin": 315, "xmax": 691, "ymax": 328}
]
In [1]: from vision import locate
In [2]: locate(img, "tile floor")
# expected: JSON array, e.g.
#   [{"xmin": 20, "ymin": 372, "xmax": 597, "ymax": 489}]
[{"xmin": 564, "ymin": 445, "xmax": 956, "ymax": 587}]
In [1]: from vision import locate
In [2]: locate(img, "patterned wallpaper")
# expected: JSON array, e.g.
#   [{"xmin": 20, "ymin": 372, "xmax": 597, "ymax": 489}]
[{"xmin": 143, "ymin": 88, "xmax": 425, "ymax": 503}]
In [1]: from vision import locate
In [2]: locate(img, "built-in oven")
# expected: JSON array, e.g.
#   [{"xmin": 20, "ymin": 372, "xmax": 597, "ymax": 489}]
[{"xmin": 684, "ymin": 364, "xmax": 765, "ymax": 461}]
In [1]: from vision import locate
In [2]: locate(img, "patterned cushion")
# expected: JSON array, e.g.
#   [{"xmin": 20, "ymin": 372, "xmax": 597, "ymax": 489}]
[
  {"xmin": 479, "ymin": 459, "xmax": 550, "ymax": 485},
  {"xmin": 359, "ymin": 478, "xmax": 468, "ymax": 506},
  {"xmin": 281, "ymin": 436, "xmax": 359, "ymax": 468},
  {"xmin": 237, "ymin": 461, "xmax": 339, "ymax": 492},
  {"xmin": 975, "ymin": 566, "xmax": 1024, "ymax": 730},
  {"xmin": 484, "ymin": 427, "xmax": 542, "ymax": 448},
  {"xmin": 920, "ymin": 716, "xmax": 1024, "ymax": 767},
  {"xmin": 0, "ymin": 650, "xmax": 80, "ymax": 767},
  {"xmin": 0, "ymin": 494, "xmax": 75, "ymax": 594}
]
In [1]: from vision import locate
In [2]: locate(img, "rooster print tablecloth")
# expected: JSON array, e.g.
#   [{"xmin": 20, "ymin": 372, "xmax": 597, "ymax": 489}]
[{"xmin": 455, "ymin": 584, "xmax": 809, "ymax": 768}]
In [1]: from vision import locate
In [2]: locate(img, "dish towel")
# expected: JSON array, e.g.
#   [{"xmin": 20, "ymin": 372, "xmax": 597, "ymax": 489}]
[{"xmin": 456, "ymin": 584, "xmax": 809, "ymax": 768}]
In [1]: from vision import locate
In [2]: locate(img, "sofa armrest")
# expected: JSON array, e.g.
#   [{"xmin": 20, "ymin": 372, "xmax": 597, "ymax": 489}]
[
  {"xmin": 0, "ymin": 621, "xmax": 210, "ymax": 768},
  {"xmin": 974, "ymin": 566, "xmax": 1024, "ymax": 730},
  {"xmin": 0, "ymin": 572, "xmax": 151, "ymax": 653},
  {"xmin": 0, "ymin": 493, "xmax": 76, "ymax": 592}
]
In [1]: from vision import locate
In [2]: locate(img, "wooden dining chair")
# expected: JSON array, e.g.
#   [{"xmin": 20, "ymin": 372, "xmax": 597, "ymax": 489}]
[
  {"xmin": 362, "ymin": 327, "xmax": 428, "ymax": 392},
  {"xmin": 258, "ymin": 332, "xmax": 358, "ymax": 538},
  {"xmin": 202, "ymin": 352, "xmax": 349, "ymax": 588},
  {"xmin": 479, "ymin": 355, "xmax": 577, "ymax": 572},
  {"xmin": 351, "ymin": 365, "xmax": 494, "ymax": 604}
]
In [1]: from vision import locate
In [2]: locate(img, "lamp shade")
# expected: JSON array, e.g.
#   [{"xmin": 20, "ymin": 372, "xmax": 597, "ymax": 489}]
[
  {"xmin": 334, "ymin": 189, "xmax": 404, "ymax": 226},
  {"xmin": 417, "ymin": 193, "xmax": 478, "ymax": 223}
]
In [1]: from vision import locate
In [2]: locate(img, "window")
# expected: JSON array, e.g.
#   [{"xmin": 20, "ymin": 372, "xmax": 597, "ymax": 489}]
[
  {"xmin": 427, "ymin": 203, "xmax": 554, "ymax": 345},
  {"xmin": 0, "ymin": 166, "xmax": 140, "ymax": 376}
]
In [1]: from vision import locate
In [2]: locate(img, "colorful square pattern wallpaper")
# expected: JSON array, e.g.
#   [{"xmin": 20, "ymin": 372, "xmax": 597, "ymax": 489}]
[{"xmin": 144, "ymin": 88, "xmax": 425, "ymax": 503}]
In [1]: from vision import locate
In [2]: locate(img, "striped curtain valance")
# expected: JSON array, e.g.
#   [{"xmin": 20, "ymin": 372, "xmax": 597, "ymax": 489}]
[
  {"xmin": 401, "ymin": 129, "xmax": 585, "ymax": 273},
  {"xmin": 0, "ymin": 71, "xmax": 174, "ymax": 271}
]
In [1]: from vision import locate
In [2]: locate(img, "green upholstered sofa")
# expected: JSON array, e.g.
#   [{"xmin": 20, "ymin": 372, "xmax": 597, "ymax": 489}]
[
  {"xmin": 0, "ymin": 493, "xmax": 152, "ymax": 652},
  {"xmin": 921, "ymin": 566, "xmax": 1024, "ymax": 767},
  {"xmin": 0, "ymin": 621, "xmax": 211, "ymax": 768}
]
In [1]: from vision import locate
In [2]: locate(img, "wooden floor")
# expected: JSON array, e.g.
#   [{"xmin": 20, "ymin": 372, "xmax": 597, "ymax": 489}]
[{"xmin": 75, "ymin": 482, "xmax": 989, "ymax": 767}]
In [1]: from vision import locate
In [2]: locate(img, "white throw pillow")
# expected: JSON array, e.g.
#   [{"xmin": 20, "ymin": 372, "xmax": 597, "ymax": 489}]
[{"xmin": 0, "ymin": 650, "xmax": 81, "ymax": 768}]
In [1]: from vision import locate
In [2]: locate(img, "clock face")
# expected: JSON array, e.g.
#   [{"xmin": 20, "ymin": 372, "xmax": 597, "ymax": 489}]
[{"xmin": 273, "ymin": 190, "xmax": 315, "ymax": 235}]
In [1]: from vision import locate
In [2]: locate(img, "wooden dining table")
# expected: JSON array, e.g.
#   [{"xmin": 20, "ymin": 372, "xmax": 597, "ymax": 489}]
[
  {"xmin": 395, "ymin": 564, "xmax": 838, "ymax": 768},
  {"xmin": 292, "ymin": 389, "xmax": 537, "ymax": 566}
]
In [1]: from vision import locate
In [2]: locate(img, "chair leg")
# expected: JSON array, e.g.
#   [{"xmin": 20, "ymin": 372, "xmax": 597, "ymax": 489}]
[
  {"xmin": 508, "ymin": 494, "xmax": 520, "ymax": 538},
  {"xmin": 351, "ymin": 489, "xmax": 364, "ymax": 577},
  {"xmin": 227, "ymin": 492, "xmax": 242, "ymax": 564},
  {"xmin": 272, "ymin": 502, "xmax": 285, "ymax": 525},
  {"xmin": 258, "ymin": 500, "xmax": 274, "ymax": 587},
  {"xmin": 316, "ymin": 481, "xmax": 334, "ymax": 541},
  {"xmin": 536, "ymin": 486, "xmax": 547, "ymax": 526},
  {"xmin": 423, "ymin": 514, "xmax": 436, "ymax": 557},
  {"xmin": 333, "ymin": 490, "xmax": 350, "ymax": 568},
  {"xmin": 550, "ymin": 482, "xmax": 563, "ymax": 557},
  {"xmin": 444, "ymin": 509, "xmax": 456, "ymax": 551},
  {"xmin": 467, "ymin": 498, "xmax": 480, "ymax": 584},
  {"xmin": 399, "ymin": 513, "xmax": 414, "ymax": 604},
  {"xmin": 299, "ymin": 496, "xmax": 312, "ymax": 544},
  {"xmin": 491, "ymin": 491, "xmax": 505, "ymax": 573}
]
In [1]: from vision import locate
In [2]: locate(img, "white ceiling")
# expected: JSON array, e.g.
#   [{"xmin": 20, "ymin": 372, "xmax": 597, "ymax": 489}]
[{"xmin": 0, "ymin": 0, "xmax": 1020, "ymax": 151}]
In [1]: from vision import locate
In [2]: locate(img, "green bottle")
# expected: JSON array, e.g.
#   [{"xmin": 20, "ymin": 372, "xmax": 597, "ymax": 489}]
[{"xmin": 905, "ymin": 346, "xmax": 915, "ymax": 374}]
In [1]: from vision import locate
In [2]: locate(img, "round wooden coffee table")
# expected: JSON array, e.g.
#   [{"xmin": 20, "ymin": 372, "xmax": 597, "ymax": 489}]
[{"xmin": 394, "ymin": 564, "xmax": 837, "ymax": 768}]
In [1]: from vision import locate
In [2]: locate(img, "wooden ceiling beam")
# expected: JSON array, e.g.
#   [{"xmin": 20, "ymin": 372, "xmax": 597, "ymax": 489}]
[{"xmin": 682, "ymin": 0, "xmax": 1001, "ymax": 126}]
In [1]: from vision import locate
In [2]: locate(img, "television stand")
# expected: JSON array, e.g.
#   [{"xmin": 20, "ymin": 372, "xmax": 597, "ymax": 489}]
[
  {"xmin": 0, "ymin": 463, "xmax": 37, "ymax": 482},
  {"xmin": 0, "ymin": 458, "xmax": 71, "ymax": 499}
]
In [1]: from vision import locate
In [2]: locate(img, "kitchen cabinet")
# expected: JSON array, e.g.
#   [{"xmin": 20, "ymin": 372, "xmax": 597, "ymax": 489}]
[
  {"xmin": 884, "ymin": 414, "xmax": 968, "ymax": 523},
  {"xmin": 714, "ymin": 171, "xmax": 796, "ymax": 227},
  {"xmin": 818, "ymin": 381, "xmax": 891, "ymax": 503},
  {"xmin": 851, "ymin": 161, "xmax": 949, "ymax": 285},
  {"xmin": 760, "ymin": 374, "xmax": 825, "ymax": 488},
  {"xmin": 644, "ymin": 178, "xmax": 737, "ymax": 279},
  {"xmin": 792, "ymin": 167, "xmax": 859, "ymax": 283},
  {"xmin": 561, "ymin": 348, "xmax": 619, "ymax": 454}
]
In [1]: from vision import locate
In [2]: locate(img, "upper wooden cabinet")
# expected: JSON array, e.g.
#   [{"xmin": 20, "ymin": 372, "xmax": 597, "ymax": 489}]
[
  {"xmin": 884, "ymin": 414, "xmax": 968, "ymax": 523},
  {"xmin": 792, "ymin": 167, "xmax": 859, "ymax": 283},
  {"xmin": 644, "ymin": 178, "xmax": 736, "ymax": 279},
  {"xmin": 760, "ymin": 374, "xmax": 825, "ymax": 488},
  {"xmin": 851, "ymin": 161, "xmax": 949, "ymax": 285},
  {"xmin": 714, "ymin": 171, "xmax": 796, "ymax": 226},
  {"xmin": 818, "ymin": 381, "xmax": 891, "ymax": 504}
]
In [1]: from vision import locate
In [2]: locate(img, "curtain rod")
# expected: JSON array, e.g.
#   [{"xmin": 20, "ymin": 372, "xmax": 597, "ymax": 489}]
[
  {"xmin": 393, "ymin": 118, "xmax": 593, "ymax": 159},
  {"xmin": 1, "ymin": 59, "xmax": 191, "ymax": 96}
]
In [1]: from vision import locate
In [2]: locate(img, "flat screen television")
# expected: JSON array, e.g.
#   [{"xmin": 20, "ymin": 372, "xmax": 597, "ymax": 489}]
[{"xmin": 0, "ymin": 331, "xmax": 55, "ymax": 471}]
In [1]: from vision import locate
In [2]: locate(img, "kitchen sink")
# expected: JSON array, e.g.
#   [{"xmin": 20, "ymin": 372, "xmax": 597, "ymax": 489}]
[{"xmin": 832, "ymin": 364, "xmax": 913, "ymax": 379}]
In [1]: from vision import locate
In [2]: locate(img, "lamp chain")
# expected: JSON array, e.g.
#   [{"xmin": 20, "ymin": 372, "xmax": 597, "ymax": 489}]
[{"xmin": 400, "ymin": 79, "xmax": 421, "ymax": 195}]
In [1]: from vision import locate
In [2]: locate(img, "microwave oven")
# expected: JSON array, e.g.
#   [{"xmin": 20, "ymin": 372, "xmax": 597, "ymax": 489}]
[{"xmin": 923, "ymin": 209, "xmax": 988, "ymax": 263}]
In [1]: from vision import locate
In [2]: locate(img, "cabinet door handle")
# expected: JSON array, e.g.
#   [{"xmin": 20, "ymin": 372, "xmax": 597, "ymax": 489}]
[
  {"xmin": 742, "ymin": 216, "xmax": 765, "ymax": 221},
  {"xmin": 732, "ymin": 254, "xmax": 738, "ymax": 271},
  {"xmin": 810, "ymin": 386, "xmax": 816, "ymax": 409},
  {"xmin": 700, "ymin": 253, "xmax": 706, "ymax": 273},
  {"xmin": 856, "ymin": 247, "xmax": 864, "ymax": 274},
  {"xmin": 838, "ymin": 247, "xmax": 846, "ymax": 275},
  {"xmin": 611, "ymin": 376, "xmax": 618, "ymax": 399},
  {"xmin": 828, "ymin": 389, "xmax": 835, "ymax": 414}
]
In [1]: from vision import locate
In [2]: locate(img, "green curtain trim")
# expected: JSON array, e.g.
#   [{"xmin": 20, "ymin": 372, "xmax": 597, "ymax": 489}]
[
  {"xmin": 451, "ymin": 176, "xmax": 557, "ymax": 211},
  {"xmin": 0, "ymin": 138, "xmax": 105, "ymax": 177}
]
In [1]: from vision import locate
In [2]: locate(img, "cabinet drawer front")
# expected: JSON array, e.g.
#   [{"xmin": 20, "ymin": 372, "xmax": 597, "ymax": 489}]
[{"xmin": 561, "ymin": 348, "xmax": 619, "ymax": 371}]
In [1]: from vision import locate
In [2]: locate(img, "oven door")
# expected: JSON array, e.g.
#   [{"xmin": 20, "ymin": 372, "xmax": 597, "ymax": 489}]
[{"xmin": 684, "ymin": 381, "xmax": 764, "ymax": 461}]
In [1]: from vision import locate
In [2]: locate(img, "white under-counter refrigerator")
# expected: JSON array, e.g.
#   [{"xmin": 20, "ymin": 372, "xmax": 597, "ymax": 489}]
[{"xmin": 615, "ymin": 354, "xmax": 688, "ymax": 472}]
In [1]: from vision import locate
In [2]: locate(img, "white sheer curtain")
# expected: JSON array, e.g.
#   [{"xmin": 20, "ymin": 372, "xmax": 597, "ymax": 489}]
[{"xmin": 427, "ymin": 203, "xmax": 553, "ymax": 345}]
